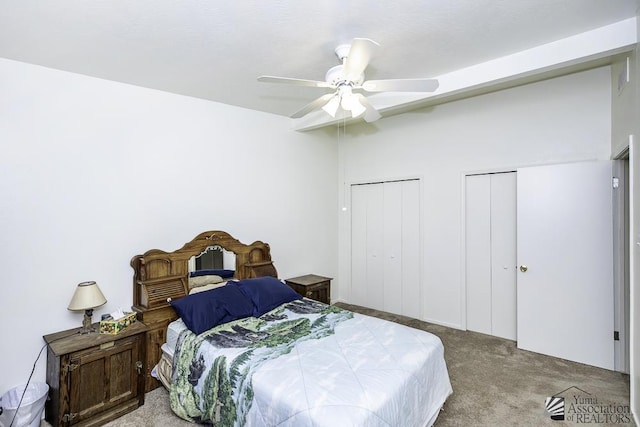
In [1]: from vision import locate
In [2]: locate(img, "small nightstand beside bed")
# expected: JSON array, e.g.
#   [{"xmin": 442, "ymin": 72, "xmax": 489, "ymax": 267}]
[{"xmin": 131, "ymin": 231, "xmax": 452, "ymax": 426}]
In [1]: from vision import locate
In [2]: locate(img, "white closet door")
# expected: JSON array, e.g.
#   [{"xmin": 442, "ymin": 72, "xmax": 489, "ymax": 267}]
[
  {"xmin": 465, "ymin": 175, "xmax": 493, "ymax": 335},
  {"xmin": 351, "ymin": 185, "xmax": 369, "ymax": 306},
  {"xmin": 351, "ymin": 180, "xmax": 421, "ymax": 316},
  {"xmin": 367, "ymin": 185, "xmax": 385, "ymax": 311},
  {"xmin": 351, "ymin": 183, "xmax": 385, "ymax": 310},
  {"xmin": 383, "ymin": 180, "xmax": 421, "ymax": 317},
  {"xmin": 490, "ymin": 173, "xmax": 517, "ymax": 340},
  {"xmin": 401, "ymin": 179, "xmax": 421, "ymax": 319},
  {"xmin": 384, "ymin": 181, "xmax": 403, "ymax": 314},
  {"xmin": 465, "ymin": 172, "xmax": 517, "ymax": 340}
]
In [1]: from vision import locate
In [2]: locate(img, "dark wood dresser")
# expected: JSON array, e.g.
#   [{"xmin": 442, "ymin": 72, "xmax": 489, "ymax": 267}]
[{"xmin": 43, "ymin": 321, "xmax": 147, "ymax": 426}]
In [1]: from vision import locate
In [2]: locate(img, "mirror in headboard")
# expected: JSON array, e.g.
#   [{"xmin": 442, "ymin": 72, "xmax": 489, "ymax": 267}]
[
  {"xmin": 131, "ymin": 230, "xmax": 278, "ymax": 311},
  {"xmin": 188, "ymin": 245, "xmax": 236, "ymax": 276}
]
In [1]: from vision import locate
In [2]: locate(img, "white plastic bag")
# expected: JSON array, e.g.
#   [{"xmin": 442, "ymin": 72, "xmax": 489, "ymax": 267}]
[{"xmin": 0, "ymin": 382, "xmax": 49, "ymax": 427}]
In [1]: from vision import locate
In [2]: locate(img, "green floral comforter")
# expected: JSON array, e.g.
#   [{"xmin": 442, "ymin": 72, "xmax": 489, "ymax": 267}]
[{"xmin": 169, "ymin": 299, "xmax": 353, "ymax": 425}]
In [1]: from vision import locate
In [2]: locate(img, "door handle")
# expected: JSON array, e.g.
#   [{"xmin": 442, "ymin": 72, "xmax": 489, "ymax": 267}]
[{"xmin": 519, "ymin": 265, "xmax": 528, "ymax": 273}]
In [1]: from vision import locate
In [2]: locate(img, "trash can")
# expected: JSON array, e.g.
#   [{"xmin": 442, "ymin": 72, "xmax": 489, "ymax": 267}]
[{"xmin": 0, "ymin": 382, "xmax": 49, "ymax": 427}]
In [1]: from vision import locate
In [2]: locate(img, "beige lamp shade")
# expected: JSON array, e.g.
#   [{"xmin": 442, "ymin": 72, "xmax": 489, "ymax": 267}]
[{"xmin": 67, "ymin": 281, "xmax": 107, "ymax": 311}]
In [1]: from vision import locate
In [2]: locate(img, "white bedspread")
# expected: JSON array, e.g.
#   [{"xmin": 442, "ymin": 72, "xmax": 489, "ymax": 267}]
[
  {"xmin": 169, "ymin": 300, "xmax": 452, "ymax": 426},
  {"xmin": 165, "ymin": 318, "xmax": 186, "ymax": 356}
]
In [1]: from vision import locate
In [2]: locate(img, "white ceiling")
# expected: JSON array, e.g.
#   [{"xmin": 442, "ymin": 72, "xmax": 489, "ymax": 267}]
[{"xmin": 1, "ymin": 0, "xmax": 638, "ymax": 129}]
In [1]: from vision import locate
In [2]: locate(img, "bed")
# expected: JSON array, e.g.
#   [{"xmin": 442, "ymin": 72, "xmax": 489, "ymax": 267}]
[
  {"xmin": 131, "ymin": 230, "xmax": 279, "ymax": 392},
  {"xmin": 131, "ymin": 230, "xmax": 452, "ymax": 426}
]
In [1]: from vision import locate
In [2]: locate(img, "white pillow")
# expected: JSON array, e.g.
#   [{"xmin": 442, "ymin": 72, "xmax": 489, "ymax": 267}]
[
  {"xmin": 189, "ymin": 281, "xmax": 227, "ymax": 294},
  {"xmin": 189, "ymin": 274, "xmax": 224, "ymax": 289}
]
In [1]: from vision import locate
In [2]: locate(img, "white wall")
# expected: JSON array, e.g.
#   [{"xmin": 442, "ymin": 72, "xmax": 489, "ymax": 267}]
[
  {"xmin": 0, "ymin": 55, "xmax": 618, "ymax": 399},
  {"xmin": 0, "ymin": 58, "xmax": 338, "ymax": 394},
  {"xmin": 338, "ymin": 66, "xmax": 612, "ymax": 329}
]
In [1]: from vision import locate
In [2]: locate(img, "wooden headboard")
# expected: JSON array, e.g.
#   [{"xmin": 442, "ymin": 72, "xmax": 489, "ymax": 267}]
[{"xmin": 130, "ymin": 230, "xmax": 277, "ymax": 391}]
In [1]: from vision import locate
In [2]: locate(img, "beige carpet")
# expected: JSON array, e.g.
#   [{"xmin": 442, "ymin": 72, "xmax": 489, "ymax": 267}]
[
  {"xmin": 340, "ymin": 304, "xmax": 633, "ymax": 427},
  {"xmin": 45, "ymin": 303, "xmax": 633, "ymax": 426}
]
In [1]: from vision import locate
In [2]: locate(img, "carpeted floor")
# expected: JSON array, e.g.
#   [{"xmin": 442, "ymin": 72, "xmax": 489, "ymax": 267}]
[
  {"xmin": 339, "ymin": 303, "xmax": 633, "ymax": 427},
  {"xmin": 46, "ymin": 303, "xmax": 633, "ymax": 426}
]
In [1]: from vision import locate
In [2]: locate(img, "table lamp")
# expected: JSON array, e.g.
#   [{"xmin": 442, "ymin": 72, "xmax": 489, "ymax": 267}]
[{"xmin": 67, "ymin": 281, "xmax": 107, "ymax": 334}]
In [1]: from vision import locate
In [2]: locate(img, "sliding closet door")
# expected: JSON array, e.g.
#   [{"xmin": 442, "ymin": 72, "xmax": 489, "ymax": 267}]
[
  {"xmin": 351, "ymin": 179, "xmax": 421, "ymax": 317},
  {"xmin": 465, "ymin": 172, "xmax": 516, "ymax": 340}
]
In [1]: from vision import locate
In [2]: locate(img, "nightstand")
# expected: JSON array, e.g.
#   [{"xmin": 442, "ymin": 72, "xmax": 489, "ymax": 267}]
[
  {"xmin": 285, "ymin": 274, "xmax": 332, "ymax": 304},
  {"xmin": 43, "ymin": 321, "xmax": 147, "ymax": 426}
]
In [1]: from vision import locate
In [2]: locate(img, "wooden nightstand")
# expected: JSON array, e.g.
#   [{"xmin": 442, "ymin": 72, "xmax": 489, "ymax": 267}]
[
  {"xmin": 43, "ymin": 321, "xmax": 147, "ymax": 426},
  {"xmin": 285, "ymin": 274, "xmax": 332, "ymax": 304}
]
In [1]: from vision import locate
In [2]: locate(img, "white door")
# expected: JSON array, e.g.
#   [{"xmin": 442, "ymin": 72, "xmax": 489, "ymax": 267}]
[
  {"xmin": 399, "ymin": 180, "xmax": 421, "ymax": 318},
  {"xmin": 517, "ymin": 161, "xmax": 614, "ymax": 370},
  {"xmin": 465, "ymin": 174, "xmax": 492, "ymax": 334},
  {"xmin": 465, "ymin": 172, "xmax": 517, "ymax": 340},
  {"xmin": 351, "ymin": 180, "xmax": 421, "ymax": 317},
  {"xmin": 490, "ymin": 173, "xmax": 517, "ymax": 340},
  {"xmin": 351, "ymin": 183, "xmax": 384, "ymax": 311}
]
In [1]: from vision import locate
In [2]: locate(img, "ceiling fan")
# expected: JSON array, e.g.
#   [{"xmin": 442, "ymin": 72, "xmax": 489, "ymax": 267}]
[{"xmin": 257, "ymin": 38, "xmax": 439, "ymax": 123}]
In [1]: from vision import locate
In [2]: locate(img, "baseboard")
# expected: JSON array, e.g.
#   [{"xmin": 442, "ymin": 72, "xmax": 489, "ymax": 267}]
[
  {"xmin": 422, "ymin": 317, "xmax": 464, "ymax": 331},
  {"xmin": 333, "ymin": 299, "xmax": 464, "ymax": 331}
]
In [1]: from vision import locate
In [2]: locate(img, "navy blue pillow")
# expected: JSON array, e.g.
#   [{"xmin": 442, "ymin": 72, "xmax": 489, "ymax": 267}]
[
  {"xmin": 170, "ymin": 285, "xmax": 254, "ymax": 334},
  {"xmin": 230, "ymin": 276, "xmax": 302, "ymax": 317},
  {"xmin": 190, "ymin": 269, "xmax": 235, "ymax": 279}
]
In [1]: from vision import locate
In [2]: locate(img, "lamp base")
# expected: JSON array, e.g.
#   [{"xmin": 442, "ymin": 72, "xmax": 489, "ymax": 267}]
[{"xmin": 79, "ymin": 308, "xmax": 96, "ymax": 334}]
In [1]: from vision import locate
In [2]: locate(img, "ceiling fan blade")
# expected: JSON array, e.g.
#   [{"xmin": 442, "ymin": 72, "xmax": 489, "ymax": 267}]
[
  {"xmin": 343, "ymin": 38, "xmax": 379, "ymax": 82},
  {"xmin": 258, "ymin": 75, "xmax": 332, "ymax": 88},
  {"xmin": 361, "ymin": 78, "xmax": 439, "ymax": 92},
  {"xmin": 355, "ymin": 94, "xmax": 382, "ymax": 123},
  {"xmin": 290, "ymin": 93, "xmax": 337, "ymax": 118}
]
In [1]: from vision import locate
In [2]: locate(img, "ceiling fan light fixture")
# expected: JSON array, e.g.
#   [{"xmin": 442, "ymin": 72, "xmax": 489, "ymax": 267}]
[
  {"xmin": 339, "ymin": 86, "xmax": 359, "ymax": 108},
  {"xmin": 322, "ymin": 95, "xmax": 341, "ymax": 117},
  {"xmin": 337, "ymin": 86, "xmax": 366, "ymax": 118},
  {"xmin": 349, "ymin": 97, "xmax": 367, "ymax": 118}
]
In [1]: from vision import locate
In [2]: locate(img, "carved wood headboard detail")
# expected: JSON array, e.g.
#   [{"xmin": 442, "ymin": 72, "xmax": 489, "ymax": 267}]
[
  {"xmin": 130, "ymin": 230, "xmax": 278, "ymax": 392},
  {"xmin": 131, "ymin": 230, "xmax": 277, "ymax": 310}
]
